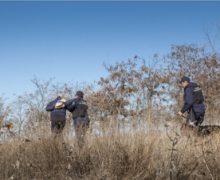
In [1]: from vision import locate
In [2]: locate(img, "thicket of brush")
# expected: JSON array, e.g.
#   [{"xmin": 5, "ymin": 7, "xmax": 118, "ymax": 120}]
[
  {"xmin": 1, "ymin": 126, "xmax": 220, "ymax": 180},
  {"xmin": 0, "ymin": 37, "xmax": 220, "ymax": 179},
  {"xmin": 1, "ymin": 43, "xmax": 220, "ymax": 136}
]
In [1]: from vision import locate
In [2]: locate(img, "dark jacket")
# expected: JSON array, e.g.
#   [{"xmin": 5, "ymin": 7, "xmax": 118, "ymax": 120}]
[
  {"xmin": 65, "ymin": 97, "xmax": 88, "ymax": 119},
  {"xmin": 181, "ymin": 82, "xmax": 205, "ymax": 113},
  {"xmin": 46, "ymin": 96, "xmax": 66, "ymax": 121}
]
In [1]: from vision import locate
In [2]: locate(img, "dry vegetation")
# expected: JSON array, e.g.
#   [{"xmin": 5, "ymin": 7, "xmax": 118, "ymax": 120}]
[
  {"xmin": 0, "ymin": 42, "xmax": 220, "ymax": 179},
  {"xmin": 1, "ymin": 127, "xmax": 220, "ymax": 180}
]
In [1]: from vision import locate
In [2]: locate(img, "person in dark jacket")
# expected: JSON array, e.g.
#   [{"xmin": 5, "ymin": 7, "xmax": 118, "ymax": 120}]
[
  {"xmin": 46, "ymin": 96, "xmax": 67, "ymax": 135},
  {"xmin": 177, "ymin": 76, "xmax": 205, "ymax": 127},
  {"xmin": 65, "ymin": 91, "xmax": 89, "ymax": 148}
]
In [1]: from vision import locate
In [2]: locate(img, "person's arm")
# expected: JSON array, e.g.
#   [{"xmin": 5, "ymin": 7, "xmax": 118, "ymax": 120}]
[
  {"xmin": 65, "ymin": 98, "xmax": 77, "ymax": 112},
  {"xmin": 46, "ymin": 100, "xmax": 56, "ymax": 111},
  {"xmin": 181, "ymin": 87, "xmax": 194, "ymax": 113},
  {"xmin": 45, "ymin": 97, "xmax": 60, "ymax": 112}
]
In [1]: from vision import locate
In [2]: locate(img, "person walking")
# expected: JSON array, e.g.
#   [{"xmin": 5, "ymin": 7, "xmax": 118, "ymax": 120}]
[
  {"xmin": 177, "ymin": 76, "xmax": 205, "ymax": 127},
  {"xmin": 65, "ymin": 91, "xmax": 89, "ymax": 148},
  {"xmin": 46, "ymin": 96, "xmax": 67, "ymax": 135}
]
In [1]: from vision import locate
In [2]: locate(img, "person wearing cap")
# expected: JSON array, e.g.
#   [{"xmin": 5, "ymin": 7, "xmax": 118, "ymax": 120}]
[
  {"xmin": 46, "ymin": 96, "xmax": 67, "ymax": 135},
  {"xmin": 177, "ymin": 76, "xmax": 205, "ymax": 127},
  {"xmin": 65, "ymin": 91, "xmax": 89, "ymax": 148}
]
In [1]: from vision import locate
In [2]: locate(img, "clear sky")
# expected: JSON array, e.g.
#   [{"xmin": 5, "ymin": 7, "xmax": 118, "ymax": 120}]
[{"xmin": 0, "ymin": 1, "xmax": 220, "ymax": 97}]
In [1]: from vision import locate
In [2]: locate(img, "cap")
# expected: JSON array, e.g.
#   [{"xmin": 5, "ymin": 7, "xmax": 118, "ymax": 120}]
[
  {"xmin": 75, "ymin": 91, "xmax": 84, "ymax": 98},
  {"xmin": 179, "ymin": 76, "xmax": 190, "ymax": 83}
]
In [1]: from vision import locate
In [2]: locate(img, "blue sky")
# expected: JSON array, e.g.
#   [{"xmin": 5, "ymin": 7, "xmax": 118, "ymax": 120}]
[{"xmin": 0, "ymin": 2, "xmax": 220, "ymax": 97}]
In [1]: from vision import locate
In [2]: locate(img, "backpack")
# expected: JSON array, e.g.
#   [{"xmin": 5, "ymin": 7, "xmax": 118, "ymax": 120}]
[{"xmin": 193, "ymin": 85, "xmax": 204, "ymax": 104}]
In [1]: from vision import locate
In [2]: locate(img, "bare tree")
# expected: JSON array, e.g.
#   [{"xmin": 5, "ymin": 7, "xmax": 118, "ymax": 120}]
[
  {"xmin": 0, "ymin": 97, "xmax": 10, "ymax": 129},
  {"xmin": 20, "ymin": 78, "xmax": 53, "ymax": 133},
  {"xmin": 9, "ymin": 96, "xmax": 28, "ymax": 136}
]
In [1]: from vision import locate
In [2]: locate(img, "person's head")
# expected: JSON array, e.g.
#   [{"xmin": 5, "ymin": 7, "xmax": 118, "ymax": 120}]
[
  {"xmin": 179, "ymin": 76, "xmax": 190, "ymax": 88},
  {"xmin": 75, "ymin": 91, "xmax": 84, "ymax": 98},
  {"xmin": 56, "ymin": 94, "xmax": 63, "ymax": 100}
]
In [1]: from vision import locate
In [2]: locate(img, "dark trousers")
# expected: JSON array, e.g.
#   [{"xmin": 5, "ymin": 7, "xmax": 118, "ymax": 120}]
[
  {"xmin": 187, "ymin": 109, "xmax": 205, "ymax": 126},
  {"xmin": 51, "ymin": 119, "xmax": 66, "ymax": 134},
  {"xmin": 73, "ymin": 117, "xmax": 89, "ymax": 148},
  {"xmin": 51, "ymin": 110, "xmax": 66, "ymax": 134}
]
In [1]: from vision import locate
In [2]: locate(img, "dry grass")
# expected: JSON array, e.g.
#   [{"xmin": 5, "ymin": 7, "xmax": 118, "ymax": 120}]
[{"xmin": 1, "ymin": 127, "xmax": 220, "ymax": 180}]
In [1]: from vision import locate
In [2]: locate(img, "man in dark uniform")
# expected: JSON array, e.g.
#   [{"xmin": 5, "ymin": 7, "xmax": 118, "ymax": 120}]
[
  {"xmin": 65, "ymin": 91, "xmax": 89, "ymax": 148},
  {"xmin": 46, "ymin": 96, "xmax": 66, "ymax": 135},
  {"xmin": 177, "ymin": 76, "xmax": 205, "ymax": 127}
]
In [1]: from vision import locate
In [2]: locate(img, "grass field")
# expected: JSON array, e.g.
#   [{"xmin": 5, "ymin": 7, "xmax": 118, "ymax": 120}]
[{"xmin": 1, "ymin": 124, "xmax": 220, "ymax": 180}]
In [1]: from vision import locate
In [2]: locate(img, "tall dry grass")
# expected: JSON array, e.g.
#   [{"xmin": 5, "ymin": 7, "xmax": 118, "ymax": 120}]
[{"xmin": 1, "ymin": 127, "xmax": 220, "ymax": 180}]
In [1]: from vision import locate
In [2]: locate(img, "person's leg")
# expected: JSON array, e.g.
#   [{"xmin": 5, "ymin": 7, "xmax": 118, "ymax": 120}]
[
  {"xmin": 74, "ymin": 118, "xmax": 81, "ymax": 147},
  {"xmin": 77, "ymin": 126, "xmax": 87, "ymax": 148},
  {"xmin": 84, "ymin": 117, "xmax": 90, "ymax": 129},
  {"xmin": 51, "ymin": 120, "xmax": 57, "ymax": 134},
  {"xmin": 74, "ymin": 117, "xmax": 88, "ymax": 148},
  {"xmin": 50, "ymin": 121, "xmax": 59, "ymax": 140},
  {"xmin": 187, "ymin": 109, "xmax": 197, "ymax": 127},
  {"xmin": 195, "ymin": 112, "xmax": 205, "ymax": 126},
  {"xmin": 51, "ymin": 119, "xmax": 65, "ymax": 140},
  {"xmin": 193, "ymin": 104, "xmax": 205, "ymax": 126},
  {"xmin": 79, "ymin": 117, "xmax": 89, "ymax": 147},
  {"xmin": 74, "ymin": 126, "xmax": 85, "ymax": 148},
  {"xmin": 57, "ymin": 120, "xmax": 66, "ymax": 134}
]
